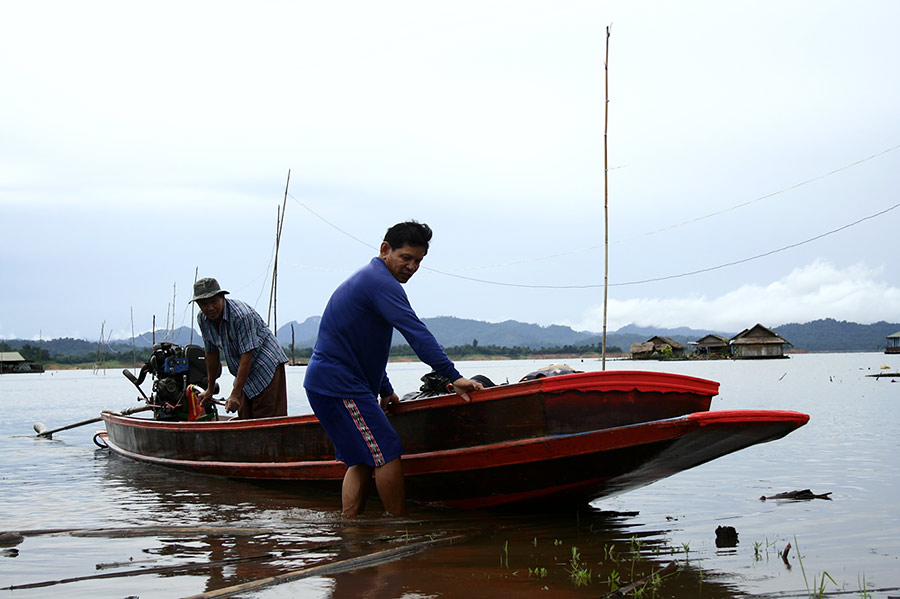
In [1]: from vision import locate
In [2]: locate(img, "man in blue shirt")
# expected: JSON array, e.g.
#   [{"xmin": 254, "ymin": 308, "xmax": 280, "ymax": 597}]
[
  {"xmin": 192, "ymin": 277, "xmax": 289, "ymax": 419},
  {"xmin": 304, "ymin": 221, "xmax": 483, "ymax": 516}
]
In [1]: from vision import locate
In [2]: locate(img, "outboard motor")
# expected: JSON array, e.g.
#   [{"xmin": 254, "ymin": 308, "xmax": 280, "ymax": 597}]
[{"xmin": 128, "ymin": 342, "xmax": 218, "ymax": 421}]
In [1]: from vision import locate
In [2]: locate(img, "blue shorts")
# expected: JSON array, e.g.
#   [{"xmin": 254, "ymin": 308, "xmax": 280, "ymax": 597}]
[{"xmin": 305, "ymin": 389, "xmax": 403, "ymax": 468}]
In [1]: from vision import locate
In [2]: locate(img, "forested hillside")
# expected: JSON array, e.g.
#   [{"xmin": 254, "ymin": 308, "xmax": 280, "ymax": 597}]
[
  {"xmin": 4, "ymin": 317, "xmax": 898, "ymax": 357},
  {"xmin": 773, "ymin": 319, "xmax": 899, "ymax": 352}
]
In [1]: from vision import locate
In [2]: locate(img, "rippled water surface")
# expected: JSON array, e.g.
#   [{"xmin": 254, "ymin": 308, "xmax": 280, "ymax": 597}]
[{"xmin": 1, "ymin": 353, "xmax": 898, "ymax": 598}]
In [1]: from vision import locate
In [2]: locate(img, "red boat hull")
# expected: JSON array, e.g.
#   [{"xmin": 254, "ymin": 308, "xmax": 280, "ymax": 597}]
[{"xmin": 99, "ymin": 370, "xmax": 808, "ymax": 508}]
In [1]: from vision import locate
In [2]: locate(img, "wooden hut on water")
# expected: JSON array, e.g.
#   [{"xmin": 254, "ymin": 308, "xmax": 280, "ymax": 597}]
[
  {"xmin": 885, "ymin": 331, "xmax": 900, "ymax": 354},
  {"xmin": 730, "ymin": 324, "xmax": 790, "ymax": 359},
  {"xmin": 692, "ymin": 334, "xmax": 730, "ymax": 357},
  {"xmin": 0, "ymin": 351, "xmax": 44, "ymax": 374},
  {"xmin": 630, "ymin": 336, "xmax": 686, "ymax": 360}
]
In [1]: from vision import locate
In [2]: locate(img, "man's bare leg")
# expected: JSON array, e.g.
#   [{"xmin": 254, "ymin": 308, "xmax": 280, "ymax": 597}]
[
  {"xmin": 374, "ymin": 457, "xmax": 407, "ymax": 516},
  {"xmin": 342, "ymin": 464, "xmax": 373, "ymax": 517}
]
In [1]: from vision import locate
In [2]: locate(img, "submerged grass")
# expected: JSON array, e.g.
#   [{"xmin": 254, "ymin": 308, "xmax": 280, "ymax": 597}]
[
  {"xmin": 794, "ymin": 536, "xmax": 838, "ymax": 599},
  {"xmin": 493, "ymin": 513, "xmax": 883, "ymax": 598},
  {"xmin": 565, "ymin": 546, "xmax": 592, "ymax": 587}
]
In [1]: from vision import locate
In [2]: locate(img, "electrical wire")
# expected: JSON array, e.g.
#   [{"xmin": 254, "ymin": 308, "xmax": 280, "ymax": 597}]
[
  {"xmin": 421, "ymin": 202, "xmax": 899, "ymax": 288},
  {"xmin": 286, "ymin": 144, "xmax": 899, "ymax": 289}
]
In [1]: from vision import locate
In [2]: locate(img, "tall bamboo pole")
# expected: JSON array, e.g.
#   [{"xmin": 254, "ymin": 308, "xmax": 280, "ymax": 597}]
[
  {"xmin": 171, "ymin": 282, "xmax": 177, "ymax": 341},
  {"xmin": 267, "ymin": 207, "xmax": 279, "ymax": 327},
  {"xmin": 190, "ymin": 267, "xmax": 198, "ymax": 345},
  {"xmin": 130, "ymin": 307, "xmax": 136, "ymax": 373},
  {"xmin": 602, "ymin": 25, "xmax": 611, "ymax": 370},
  {"xmin": 94, "ymin": 321, "xmax": 105, "ymax": 374},
  {"xmin": 268, "ymin": 169, "xmax": 290, "ymax": 333}
]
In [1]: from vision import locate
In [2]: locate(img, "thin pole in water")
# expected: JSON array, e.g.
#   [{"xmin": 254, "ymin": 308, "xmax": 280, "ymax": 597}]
[
  {"xmin": 191, "ymin": 267, "xmax": 198, "ymax": 345},
  {"xmin": 268, "ymin": 169, "xmax": 290, "ymax": 333},
  {"xmin": 130, "ymin": 307, "xmax": 136, "ymax": 373},
  {"xmin": 601, "ymin": 25, "xmax": 611, "ymax": 371},
  {"xmin": 171, "ymin": 282, "xmax": 176, "ymax": 341}
]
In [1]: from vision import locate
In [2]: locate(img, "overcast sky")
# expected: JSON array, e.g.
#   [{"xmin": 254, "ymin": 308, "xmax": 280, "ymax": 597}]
[{"xmin": 2, "ymin": 1, "xmax": 899, "ymax": 341}]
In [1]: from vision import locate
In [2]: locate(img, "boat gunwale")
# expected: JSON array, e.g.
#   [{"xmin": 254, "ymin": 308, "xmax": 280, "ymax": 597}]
[
  {"xmin": 102, "ymin": 370, "xmax": 720, "ymax": 431},
  {"xmin": 99, "ymin": 409, "xmax": 808, "ymax": 477}
]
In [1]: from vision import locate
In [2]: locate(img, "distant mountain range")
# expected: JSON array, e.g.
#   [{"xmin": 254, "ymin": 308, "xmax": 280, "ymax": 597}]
[{"xmin": 4, "ymin": 318, "xmax": 898, "ymax": 355}]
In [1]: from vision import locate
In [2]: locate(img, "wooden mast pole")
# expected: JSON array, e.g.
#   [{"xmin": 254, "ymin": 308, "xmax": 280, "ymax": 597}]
[
  {"xmin": 268, "ymin": 169, "xmax": 290, "ymax": 333},
  {"xmin": 130, "ymin": 307, "xmax": 136, "ymax": 373},
  {"xmin": 602, "ymin": 25, "xmax": 611, "ymax": 370},
  {"xmin": 190, "ymin": 267, "xmax": 198, "ymax": 345}
]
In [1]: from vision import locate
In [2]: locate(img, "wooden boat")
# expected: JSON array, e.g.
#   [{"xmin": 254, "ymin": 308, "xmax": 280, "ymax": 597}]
[
  {"xmin": 865, "ymin": 371, "xmax": 899, "ymax": 378},
  {"xmin": 98, "ymin": 370, "xmax": 809, "ymax": 509}
]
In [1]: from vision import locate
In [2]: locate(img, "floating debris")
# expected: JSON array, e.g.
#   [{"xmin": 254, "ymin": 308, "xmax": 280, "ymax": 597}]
[
  {"xmin": 760, "ymin": 489, "xmax": 832, "ymax": 501},
  {"xmin": 715, "ymin": 525, "xmax": 738, "ymax": 547},
  {"xmin": 0, "ymin": 532, "xmax": 24, "ymax": 548}
]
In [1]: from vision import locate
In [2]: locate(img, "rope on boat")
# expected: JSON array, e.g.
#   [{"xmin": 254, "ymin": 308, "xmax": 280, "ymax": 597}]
[{"xmin": 93, "ymin": 432, "xmax": 108, "ymax": 448}]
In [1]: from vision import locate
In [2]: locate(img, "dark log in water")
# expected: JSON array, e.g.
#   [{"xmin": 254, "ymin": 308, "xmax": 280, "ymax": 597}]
[
  {"xmin": 183, "ymin": 533, "xmax": 472, "ymax": 599},
  {"xmin": 759, "ymin": 489, "xmax": 832, "ymax": 501}
]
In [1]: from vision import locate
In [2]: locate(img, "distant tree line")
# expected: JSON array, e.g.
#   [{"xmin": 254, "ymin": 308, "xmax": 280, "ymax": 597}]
[
  {"xmin": 51, "ymin": 349, "xmax": 153, "ymax": 366},
  {"xmin": 0, "ymin": 342, "xmax": 52, "ymax": 363},
  {"xmin": 280, "ymin": 343, "xmax": 622, "ymax": 362},
  {"xmin": 5, "ymin": 338, "xmax": 619, "ymax": 368},
  {"xmin": 0, "ymin": 340, "xmax": 152, "ymax": 367},
  {"xmin": 388, "ymin": 341, "xmax": 623, "ymax": 359}
]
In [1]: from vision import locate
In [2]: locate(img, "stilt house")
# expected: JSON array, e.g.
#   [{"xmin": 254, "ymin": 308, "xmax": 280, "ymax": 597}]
[
  {"xmin": 730, "ymin": 324, "xmax": 790, "ymax": 359},
  {"xmin": 0, "ymin": 351, "xmax": 43, "ymax": 373},
  {"xmin": 886, "ymin": 331, "xmax": 900, "ymax": 354},
  {"xmin": 629, "ymin": 336, "xmax": 686, "ymax": 360},
  {"xmin": 692, "ymin": 334, "xmax": 730, "ymax": 357}
]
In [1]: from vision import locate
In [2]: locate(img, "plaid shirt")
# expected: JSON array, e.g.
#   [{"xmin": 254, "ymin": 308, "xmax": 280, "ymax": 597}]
[{"xmin": 197, "ymin": 298, "xmax": 287, "ymax": 398}]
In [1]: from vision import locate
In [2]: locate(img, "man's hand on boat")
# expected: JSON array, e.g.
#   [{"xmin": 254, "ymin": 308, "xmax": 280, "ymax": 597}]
[
  {"xmin": 380, "ymin": 392, "xmax": 401, "ymax": 411},
  {"xmin": 198, "ymin": 387, "xmax": 232, "ymax": 411},
  {"xmin": 380, "ymin": 376, "xmax": 484, "ymax": 411},
  {"xmin": 451, "ymin": 377, "xmax": 484, "ymax": 402},
  {"xmin": 198, "ymin": 387, "xmax": 216, "ymax": 407}
]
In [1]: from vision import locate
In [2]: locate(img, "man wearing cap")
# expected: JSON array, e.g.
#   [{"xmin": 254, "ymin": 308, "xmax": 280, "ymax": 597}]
[
  {"xmin": 191, "ymin": 277, "xmax": 289, "ymax": 419},
  {"xmin": 304, "ymin": 221, "xmax": 483, "ymax": 517}
]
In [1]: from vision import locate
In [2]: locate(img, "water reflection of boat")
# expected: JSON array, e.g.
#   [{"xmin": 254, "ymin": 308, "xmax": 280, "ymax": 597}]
[{"xmin": 98, "ymin": 370, "xmax": 808, "ymax": 509}]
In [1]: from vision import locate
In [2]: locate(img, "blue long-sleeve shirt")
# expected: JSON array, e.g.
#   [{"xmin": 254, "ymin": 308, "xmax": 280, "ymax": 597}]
[{"xmin": 304, "ymin": 257, "xmax": 461, "ymax": 400}]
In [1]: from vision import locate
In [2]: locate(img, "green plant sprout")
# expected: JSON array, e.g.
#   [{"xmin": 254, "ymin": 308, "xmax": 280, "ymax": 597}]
[
  {"xmin": 566, "ymin": 546, "xmax": 592, "ymax": 587},
  {"xmin": 794, "ymin": 536, "xmax": 837, "ymax": 599}
]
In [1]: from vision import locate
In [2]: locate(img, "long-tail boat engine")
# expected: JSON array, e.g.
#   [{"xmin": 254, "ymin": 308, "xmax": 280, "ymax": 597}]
[{"xmin": 125, "ymin": 342, "xmax": 218, "ymax": 421}]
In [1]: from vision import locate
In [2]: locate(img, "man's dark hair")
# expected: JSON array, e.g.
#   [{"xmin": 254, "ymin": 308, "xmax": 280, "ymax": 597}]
[{"xmin": 384, "ymin": 221, "xmax": 432, "ymax": 252}]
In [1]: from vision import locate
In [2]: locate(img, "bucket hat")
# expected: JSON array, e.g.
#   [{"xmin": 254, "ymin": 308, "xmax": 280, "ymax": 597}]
[{"xmin": 190, "ymin": 277, "xmax": 229, "ymax": 302}]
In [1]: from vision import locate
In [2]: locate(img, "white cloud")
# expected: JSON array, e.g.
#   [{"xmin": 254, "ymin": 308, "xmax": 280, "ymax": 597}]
[
  {"xmin": 568, "ymin": 260, "xmax": 900, "ymax": 333},
  {"xmin": 2, "ymin": 3, "xmax": 900, "ymax": 340}
]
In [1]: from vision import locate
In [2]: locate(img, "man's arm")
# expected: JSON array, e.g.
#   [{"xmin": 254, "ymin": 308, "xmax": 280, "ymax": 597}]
[
  {"xmin": 374, "ymin": 286, "xmax": 484, "ymax": 402},
  {"xmin": 199, "ymin": 349, "xmax": 222, "ymax": 405},
  {"xmin": 225, "ymin": 351, "xmax": 254, "ymax": 413}
]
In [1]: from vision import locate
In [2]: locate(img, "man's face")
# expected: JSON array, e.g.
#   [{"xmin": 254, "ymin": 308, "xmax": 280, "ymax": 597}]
[
  {"xmin": 197, "ymin": 295, "xmax": 225, "ymax": 322},
  {"xmin": 380, "ymin": 241, "xmax": 426, "ymax": 284}
]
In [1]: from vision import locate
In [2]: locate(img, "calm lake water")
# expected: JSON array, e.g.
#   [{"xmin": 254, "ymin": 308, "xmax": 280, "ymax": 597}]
[{"xmin": 1, "ymin": 353, "xmax": 898, "ymax": 598}]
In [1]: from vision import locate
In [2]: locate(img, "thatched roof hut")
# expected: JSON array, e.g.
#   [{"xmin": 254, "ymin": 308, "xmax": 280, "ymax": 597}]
[
  {"xmin": 692, "ymin": 334, "xmax": 730, "ymax": 356},
  {"xmin": 730, "ymin": 324, "xmax": 790, "ymax": 359},
  {"xmin": 630, "ymin": 336, "xmax": 685, "ymax": 360}
]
